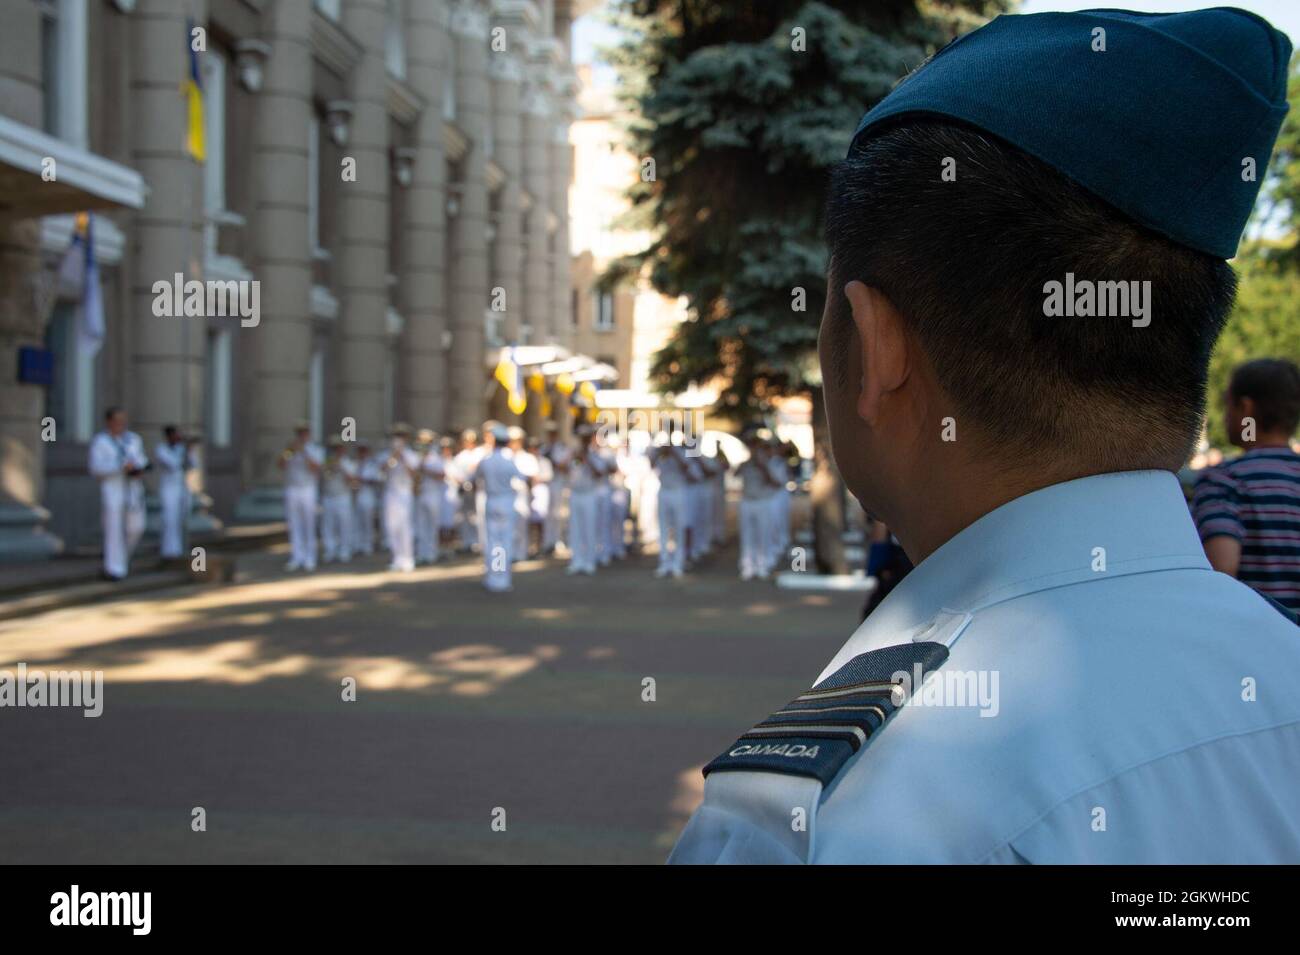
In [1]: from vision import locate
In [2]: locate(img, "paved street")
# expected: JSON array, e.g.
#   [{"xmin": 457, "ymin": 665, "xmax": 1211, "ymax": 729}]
[{"xmin": 0, "ymin": 542, "xmax": 860, "ymax": 864}]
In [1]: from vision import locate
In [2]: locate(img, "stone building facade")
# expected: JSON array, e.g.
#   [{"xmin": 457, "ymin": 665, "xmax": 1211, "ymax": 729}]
[{"xmin": 0, "ymin": 0, "xmax": 588, "ymax": 556}]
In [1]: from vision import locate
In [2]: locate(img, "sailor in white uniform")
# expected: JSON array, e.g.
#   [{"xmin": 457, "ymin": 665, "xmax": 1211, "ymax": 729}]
[
  {"xmin": 472, "ymin": 423, "xmax": 523, "ymax": 592},
  {"xmin": 651, "ymin": 434, "xmax": 691, "ymax": 579},
  {"xmin": 453, "ymin": 429, "xmax": 484, "ymax": 552},
  {"xmin": 277, "ymin": 421, "xmax": 323, "ymax": 572},
  {"xmin": 507, "ymin": 426, "xmax": 535, "ymax": 562},
  {"xmin": 352, "ymin": 441, "xmax": 380, "ymax": 556},
  {"xmin": 414, "ymin": 429, "xmax": 443, "ymax": 565},
  {"xmin": 670, "ymin": 5, "xmax": 1300, "ymax": 863},
  {"xmin": 735, "ymin": 430, "xmax": 778, "ymax": 580},
  {"xmin": 566, "ymin": 425, "xmax": 604, "ymax": 576},
  {"xmin": 88, "ymin": 407, "xmax": 150, "ymax": 580},
  {"xmin": 153, "ymin": 424, "xmax": 195, "ymax": 560},
  {"xmin": 539, "ymin": 422, "xmax": 571, "ymax": 555},
  {"xmin": 526, "ymin": 436, "xmax": 553, "ymax": 559},
  {"xmin": 437, "ymin": 437, "xmax": 461, "ymax": 549},
  {"xmin": 319, "ymin": 435, "xmax": 356, "ymax": 564},
  {"xmin": 382, "ymin": 422, "xmax": 420, "ymax": 573}
]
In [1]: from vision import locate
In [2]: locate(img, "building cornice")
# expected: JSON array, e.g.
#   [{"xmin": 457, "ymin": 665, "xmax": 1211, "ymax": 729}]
[
  {"xmin": 311, "ymin": 9, "xmax": 362, "ymax": 77},
  {"xmin": 443, "ymin": 122, "xmax": 470, "ymax": 162},
  {"xmin": 387, "ymin": 75, "xmax": 424, "ymax": 125}
]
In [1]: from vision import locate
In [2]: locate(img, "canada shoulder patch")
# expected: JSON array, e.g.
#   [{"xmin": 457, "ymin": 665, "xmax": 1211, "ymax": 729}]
[{"xmin": 702, "ymin": 641, "xmax": 949, "ymax": 787}]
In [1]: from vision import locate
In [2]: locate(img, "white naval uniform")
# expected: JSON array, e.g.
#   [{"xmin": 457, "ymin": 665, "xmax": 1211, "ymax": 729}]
[
  {"xmin": 669, "ymin": 471, "xmax": 1300, "ymax": 864},
  {"xmin": 416, "ymin": 451, "xmax": 445, "ymax": 564},
  {"xmin": 607, "ymin": 451, "xmax": 629, "ymax": 560},
  {"xmin": 512, "ymin": 449, "xmax": 539, "ymax": 562},
  {"xmin": 766, "ymin": 454, "xmax": 790, "ymax": 567},
  {"xmin": 654, "ymin": 446, "xmax": 691, "ymax": 576},
  {"xmin": 353, "ymin": 456, "xmax": 381, "ymax": 555},
  {"xmin": 567, "ymin": 448, "xmax": 604, "ymax": 574},
  {"xmin": 382, "ymin": 444, "xmax": 420, "ymax": 571},
  {"xmin": 737, "ymin": 458, "xmax": 775, "ymax": 579},
  {"xmin": 594, "ymin": 449, "xmax": 615, "ymax": 566},
  {"xmin": 439, "ymin": 455, "xmax": 461, "ymax": 532},
  {"xmin": 687, "ymin": 457, "xmax": 710, "ymax": 561},
  {"xmin": 154, "ymin": 441, "xmax": 192, "ymax": 559},
  {"xmin": 474, "ymin": 448, "xmax": 523, "ymax": 591},
  {"xmin": 283, "ymin": 443, "xmax": 323, "ymax": 570},
  {"xmin": 319, "ymin": 456, "xmax": 356, "ymax": 563},
  {"xmin": 88, "ymin": 430, "xmax": 149, "ymax": 578},
  {"xmin": 453, "ymin": 446, "xmax": 485, "ymax": 550},
  {"xmin": 540, "ymin": 441, "xmax": 571, "ymax": 552}
]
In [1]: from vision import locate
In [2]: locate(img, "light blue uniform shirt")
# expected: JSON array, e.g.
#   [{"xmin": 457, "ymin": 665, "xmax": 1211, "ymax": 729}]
[{"xmin": 669, "ymin": 471, "xmax": 1300, "ymax": 864}]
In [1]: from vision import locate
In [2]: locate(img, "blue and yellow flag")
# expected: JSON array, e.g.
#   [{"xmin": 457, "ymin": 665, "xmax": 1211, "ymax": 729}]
[
  {"xmin": 526, "ymin": 372, "xmax": 551, "ymax": 418},
  {"xmin": 184, "ymin": 21, "xmax": 206, "ymax": 162},
  {"xmin": 494, "ymin": 347, "xmax": 526, "ymax": 416}
]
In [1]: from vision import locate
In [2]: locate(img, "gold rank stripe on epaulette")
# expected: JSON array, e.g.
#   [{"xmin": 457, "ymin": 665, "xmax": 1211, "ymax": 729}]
[{"xmin": 702, "ymin": 641, "xmax": 950, "ymax": 787}]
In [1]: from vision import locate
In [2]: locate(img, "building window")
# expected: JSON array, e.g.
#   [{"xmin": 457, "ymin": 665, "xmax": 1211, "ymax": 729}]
[
  {"xmin": 43, "ymin": 300, "xmax": 96, "ymax": 443},
  {"xmin": 308, "ymin": 114, "xmax": 323, "ymax": 255},
  {"xmin": 571, "ymin": 288, "xmax": 579, "ymax": 328},
  {"xmin": 39, "ymin": 0, "xmax": 88, "ymax": 147},
  {"xmin": 309, "ymin": 342, "xmax": 325, "ymax": 443},
  {"xmin": 314, "ymin": 0, "xmax": 341, "ymax": 21},
  {"xmin": 202, "ymin": 48, "xmax": 228, "ymax": 246},
  {"xmin": 593, "ymin": 290, "xmax": 614, "ymax": 331},
  {"xmin": 385, "ymin": 0, "xmax": 407, "ymax": 79},
  {"xmin": 442, "ymin": 72, "xmax": 457, "ymax": 121},
  {"xmin": 205, "ymin": 328, "xmax": 233, "ymax": 448}
]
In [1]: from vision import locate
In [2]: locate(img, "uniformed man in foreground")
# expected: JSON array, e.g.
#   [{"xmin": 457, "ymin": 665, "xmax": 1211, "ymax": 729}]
[{"xmin": 671, "ymin": 7, "xmax": 1300, "ymax": 864}]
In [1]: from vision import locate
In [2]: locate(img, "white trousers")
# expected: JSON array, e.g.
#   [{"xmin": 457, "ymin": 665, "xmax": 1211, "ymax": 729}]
[
  {"xmin": 769, "ymin": 490, "xmax": 790, "ymax": 565},
  {"xmin": 354, "ymin": 489, "xmax": 376, "ymax": 554},
  {"xmin": 101, "ymin": 481, "xmax": 145, "ymax": 578},
  {"xmin": 657, "ymin": 486, "xmax": 688, "ymax": 574},
  {"xmin": 595, "ymin": 486, "xmax": 612, "ymax": 564},
  {"xmin": 416, "ymin": 493, "xmax": 440, "ymax": 563},
  {"xmin": 385, "ymin": 492, "xmax": 414, "ymax": 571},
  {"xmin": 740, "ymin": 498, "xmax": 772, "ymax": 577},
  {"xmin": 609, "ymin": 487, "xmax": 629, "ymax": 559},
  {"xmin": 513, "ymin": 495, "xmax": 529, "ymax": 562},
  {"xmin": 545, "ymin": 478, "xmax": 567, "ymax": 551},
  {"xmin": 568, "ymin": 490, "xmax": 598, "ymax": 573},
  {"xmin": 483, "ymin": 496, "xmax": 515, "ymax": 591},
  {"xmin": 321, "ymin": 494, "xmax": 353, "ymax": 562},
  {"xmin": 159, "ymin": 480, "xmax": 187, "ymax": 559},
  {"xmin": 689, "ymin": 484, "xmax": 711, "ymax": 559},
  {"xmin": 285, "ymin": 485, "xmax": 318, "ymax": 569}
]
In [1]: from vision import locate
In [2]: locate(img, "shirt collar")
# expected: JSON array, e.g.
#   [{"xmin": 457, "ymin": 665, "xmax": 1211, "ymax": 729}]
[{"xmin": 828, "ymin": 470, "xmax": 1209, "ymax": 668}]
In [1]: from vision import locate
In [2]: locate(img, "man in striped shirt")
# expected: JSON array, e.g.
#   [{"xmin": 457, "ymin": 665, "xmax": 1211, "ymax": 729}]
[{"xmin": 1193, "ymin": 358, "xmax": 1300, "ymax": 613}]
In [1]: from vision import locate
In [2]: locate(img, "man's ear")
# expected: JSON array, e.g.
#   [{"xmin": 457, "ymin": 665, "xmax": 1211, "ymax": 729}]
[{"xmin": 844, "ymin": 280, "xmax": 910, "ymax": 426}]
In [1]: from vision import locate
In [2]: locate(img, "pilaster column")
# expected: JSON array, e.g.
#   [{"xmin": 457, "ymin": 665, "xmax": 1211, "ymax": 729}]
[
  {"xmin": 521, "ymin": 56, "xmax": 552, "ymax": 347},
  {"xmin": 489, "ymin": 46, "xmax": 525, "ymax": 348},
  {"xmin": 400, "ymin": 0, "xmax": 451, "ymax": 430},
  {"xmin": 336, "ymin": 0, "xmax": 392, "ymax": 438},
  {"xmin": 237, "ymin": 0, "xmax": 314, "ymax": 517},
  {"xmin": 550, "ymin": 72, "xmax": 575, "ymax": 354},
  {"xmin": 0, "ymin": 0, "xmax": 60, "ymax": 558},
  {"xmin": 128, "ymin": 0, "xmax": 209, "ymax": 453},
  {"xmin": 448, "ymin": 0, "xmax": 492, "ymax": 429}
]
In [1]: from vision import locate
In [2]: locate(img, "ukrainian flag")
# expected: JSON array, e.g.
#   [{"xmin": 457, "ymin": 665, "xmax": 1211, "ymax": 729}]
[
  {"xmin": 184, "ymin": 21, "xmax": 206, "ymax": 162},
  {"xmin": 527, "ymin": 371, "xmax": 551, "ymax": 417},
  {"xmin": 494, "ymin": 347, "xmax": 527, "ymax": 415}
]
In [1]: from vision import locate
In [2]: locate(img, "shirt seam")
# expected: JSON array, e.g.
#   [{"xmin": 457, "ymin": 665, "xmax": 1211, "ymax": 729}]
[{"xmin": 973, "ymin": 716, "xmax": 1300, "ymax": 864}]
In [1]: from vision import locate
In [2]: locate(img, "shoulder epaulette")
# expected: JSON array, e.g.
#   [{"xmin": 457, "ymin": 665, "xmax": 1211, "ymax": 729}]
[{"xmin": 703, "ymin": 641, "xmax": 949, "ymax": 787}]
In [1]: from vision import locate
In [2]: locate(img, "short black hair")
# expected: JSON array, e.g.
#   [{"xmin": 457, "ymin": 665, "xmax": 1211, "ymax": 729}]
[
  {"xmin": 104, "ymin": 406, "xmax": 123, "ymax": 421},
  {"xmin": 1229, "ymin": 358, "xmax": 1300, "ymax": 436},
  {"xmin": 824, "ymin": 119, "xmax": 1238, "ymax": 469}
]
